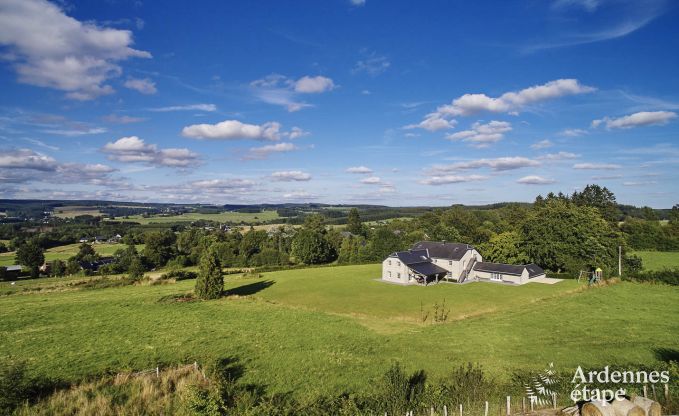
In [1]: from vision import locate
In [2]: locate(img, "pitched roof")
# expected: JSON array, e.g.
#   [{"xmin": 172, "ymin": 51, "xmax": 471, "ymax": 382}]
[
  {"xmin": 411, "ymin": 241, "xmax": 473, "ymax": 261},
  {"xmin": 473, "ymin": 262, "xmax": 545, "ymax": 277},
  {"xmin": 408, "ymin": 261, "xmax": 448, "ymax": 277},
  {"xmin": 392, "ymin": 249, "xmax": 430, "ymax": 265}
]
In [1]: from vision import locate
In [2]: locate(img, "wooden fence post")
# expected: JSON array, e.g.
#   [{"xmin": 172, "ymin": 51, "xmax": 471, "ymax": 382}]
[
  {"xmin": 643, "ymin": 385, "xmax": 648, "ymax": 398},
  {"xmin": 156, "ymin": 366, "xmax": 159, "ymax": 378},
  {"xmin": 553, "ymin": 392, "xmax": 557, "ymax": 409},
  {"xmin": 431, "ymin": 406, "xmax": 434, "ymax": 416},
  {"xmin": 459, "ymin": 403, "xmax": 463, "ymax": 416},
  {"xmin": 665, "ymin": 384, "xmax": 670, "ymax": 402},
  {"xmin": 651, "ymin": 384, "xmax": 656, "ymax": 400},
  {"xmin": 530, "ymin": 397, "xmax": 534, "ymax": 412},
  {"xmin": 444, "ymin": 404, "xmax": 448, "ymax": 416},
  {"xmin": 484, "ymin": 401, "xmax": 488, "ymax": 416},
  {"xmin": 522, "ymin": 397, "xmax": 525, "ymax": 414},
  {"xmin": 506, "ymin": 396, "xmax": 511, "ymax": 415}
]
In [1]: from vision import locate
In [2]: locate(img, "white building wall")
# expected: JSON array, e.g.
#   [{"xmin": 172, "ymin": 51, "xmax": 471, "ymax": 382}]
[
  {"xmin": 381, "ymin": 257, "xmax": 411, "ymax": 284},
  {"xmin": 431, "ymin": 249, "xmax": 482, "ymax": 280}
]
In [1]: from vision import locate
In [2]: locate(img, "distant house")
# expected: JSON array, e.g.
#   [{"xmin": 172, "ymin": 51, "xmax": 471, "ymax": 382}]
[
  {"xmin": 78, "ymin": 257, "xmax": 115, "ymax": 272},
  {"xmin": 94, "ymin": 236, "xmax": 106, "ymax": 244},
  {"xmin": 2, "ymin": 265, "xmax": 23, "ymax": 279},
  {"xmin": 382, "ymin": 241, "xmax": 545, "ymax": 286},
  {"xmin": 79, "ymin": 237, "xmax": 89, "ymax": 243}
]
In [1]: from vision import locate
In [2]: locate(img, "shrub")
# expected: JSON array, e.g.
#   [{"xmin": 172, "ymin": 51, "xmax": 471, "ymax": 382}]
[
  {"xmin": 160, "ymin": 270, "xmax": 198, "ymax": 281},
  {"xmin": 195, "ymin": 249, "xmax": 224, "ymax": 300},
  {"xmin": 626, "ymin": 267, "xmax": 679, "ymax": 285}
]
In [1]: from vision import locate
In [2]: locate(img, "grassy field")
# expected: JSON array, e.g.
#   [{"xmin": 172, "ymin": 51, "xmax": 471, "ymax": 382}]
[
  {"xmin": 52, "ymin": 205, "xmax": 104, "ymax": 218},
  {"xmin": 1, "ymin": 264, "xmax": 677, "ymax": 399},
  {"xmin": 110, "ymin": 210, "xmax": 280, "ymax": 224},
  {"xmin": 0, "ymin": 243, "xmax": 144, "ymax": 267},
  {"xmin": 632, "ymin": 250, "xmax": 679, "ymax": 271}
]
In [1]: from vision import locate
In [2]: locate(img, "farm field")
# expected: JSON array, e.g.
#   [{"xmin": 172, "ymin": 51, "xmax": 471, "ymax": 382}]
[
  {"xmin": 110, "ymin": 210, "xmax": 281, "ymax": 224},
  {"xmin": 0, "ymin": 243, "xmax": 144, "ymax": 267},
  {"xmin": 632, "ymin": 250, "xmax": 679, "ymax": 271},
  {"xmin": 52, "ymin": 205, "xmax": 105, "ymax": 218},
  {"xmin": 1, "ymin": 264, "xmax": 677, "ymax": 399}
]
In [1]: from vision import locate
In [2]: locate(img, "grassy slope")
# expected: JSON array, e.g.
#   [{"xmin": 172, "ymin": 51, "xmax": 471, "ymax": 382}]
[
  {"xmin": 0, "ymin": 243, "xmax": 144, "ymax": 267},
  {"xmin": 1, "ymin": 264, "xmax": 677, "ymax": 399},
  {"xmin": 110, "ymin": 210, "xmax": 280, "ymax": 224},
  {"xmin": 632, "ymin": 250, "xmax": 679, "ymax": 271}
]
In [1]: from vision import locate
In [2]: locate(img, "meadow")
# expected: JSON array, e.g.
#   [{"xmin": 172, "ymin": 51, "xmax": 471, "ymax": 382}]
[
  {"xmin": 1, "ymin": 264, "xmax": 677, "ymax": 400},
  {"xmin": 109, "ymin": 210, "xmax": 281, "ymax": 225},
  {"xmin": 0, "ymin": 243, "xmax": 144, "ymax": 267},
  {"xmin": 633, "ymin": 250, "xmax": 679, "ymax": 271}
]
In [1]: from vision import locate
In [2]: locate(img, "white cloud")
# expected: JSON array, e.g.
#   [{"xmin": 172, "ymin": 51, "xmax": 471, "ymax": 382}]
[
  {"xmin": 352, "ymin": 51, "xmax": 390, "ymax": 76},
  {"xmin": 271, "ymin": 170, "xmax": 311, "ymax": 182},
  {"xmin": 283, "ymin": 191, "xmax": 319, "ymax": 200},
  {"xmin": 149, "ymin": 104, "xmax": 217, "ymax": 112},
  {"xmin": 103, "ymin": 114, "xmax": 145, "ymax": 124},
  {"xmin": 623, "ymin": 181, "xmax": 657, "ymax": 186},
  {"xmin": 250, "ymin": 73, "xmax": 334, "ymax": 112},
  {"xmin": 102, "ymin": 136, "xmax": 200, "ymax": 168},
  {"xmin": 346, "ymin": 166, "xmax": 373, "ymax": 174},
  {"xmin": 552, "ymin": 0, "xmax": 602, "ymax": 12},
  {"xmin": 286, "ymin": 127, "xmax": 310, "ymax": 140},
  {"xmin": 245, "ymin": 142, "xmax": 297, "ymax": 160},
  {"xmin": 404, "ymin": 113, "xmax": 456, "ymax": 131},
  {"xmin": 182, "ymin": 120, "xmax": 282, "ymax": 141},
  {"xmin": 445, "ymin": 120, "xmax": 512, "ymax": 148},
  {"xmin": 538, "ymin": 151, "xmax": 580, "ymax": 160},
  {"xmin": 123, "ymin": 77, "xmax": 157, "ymax": 94},
  {"xmin": 360, "ymin": 176, "xmax": 382, "ymax": 184},
  {"xmin": 592, "ymin": 111, "xmax": 677, "ymax": 129},
  {"xmin": 559, "ymin": 128, "xmax": 588, "ymax": 137},
  {"xmin": 0, "ymin": 148, "xmax": 57, "ymax": 170},
  {"xmin": 294, "ymin": 76, "xmax": 335, "ymax": 93},
  {"xmin": 350, "ymin": 0, "xmax": 366, "ymax": 6},
  {"xmin": 573, "ymin": 162, "xmax": 621, "ymax": 170},
  {"xmin": 413, "ymin": 79, "xmax": 594, "ymax": 131},
  {"xmin": 530, "ymin": 139, "xmax": 554, "ymax": 149},
  {"xmin": 43, "ymin": 127, "xmax": 107, "ymax": 136},
  {"xmin": 516, "ymin": 175, "xmax": 556, "ymax": 185},
  {"xmin": 0, "ymin": 0, "xmax": 150, "ymax": 100},
  {"xmin": 191, "ymin": 178, "xmax": 256, "ymax": 191},
  {"xmin": 420, "ymin": 175, "xmax": 487, "ymax": 185},
  {"xmin": 432, "ymin": 157, "xmax": 540, "ymax": 172}
]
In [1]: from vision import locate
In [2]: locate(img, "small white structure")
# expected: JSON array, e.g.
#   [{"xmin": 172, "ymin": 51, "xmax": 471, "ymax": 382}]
[{"xmin": 382, "ymin": 241, "xmax": 545, "ymax": 285}]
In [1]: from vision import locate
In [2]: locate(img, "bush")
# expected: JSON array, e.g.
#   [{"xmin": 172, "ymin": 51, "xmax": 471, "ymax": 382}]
[
  {"xmin": 626, "ymin": 267, "xmax": 679, "ymax": 285},
  {"xmin": 160, "ymin": 270, "xmax": 198, "ymax": 281}
]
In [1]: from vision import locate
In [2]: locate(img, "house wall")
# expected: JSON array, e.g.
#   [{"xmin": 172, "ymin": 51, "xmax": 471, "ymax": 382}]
[
  {"xmin": 473, "ymin": 268, "xmax": 528, "ymax": 284},
  {"xmin": 381, "ymin": 257, "xmax": 411, "ymax": 284},
  {"xmin": 431, "ymin": 249, "xmax": 482, "ymax": 280}
]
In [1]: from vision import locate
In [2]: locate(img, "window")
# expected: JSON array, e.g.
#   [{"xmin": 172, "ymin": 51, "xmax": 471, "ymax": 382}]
[
  {"xmin": 388, "ymin": 271, "xmax": 392, "ymax": 278},
  {"xmin": 396, "ymin": 261, "xmax": 400, "ymax": 266},
  {"xmin": 491, "ymin": 273, "xmax": 502, "ymax": 281},
  {"xmin": 449, "ymin": 260, "xmax": 452, "ymax": 266},
  {"xmin": 388, "ymin": 260, "xmax": 391, "ymax": 266},
  {"xmin": 447, "ymin": 271, "xmax": 452, "ymax": 277},
  {"xmin": 397, "ymin": 273, "xmax": 401, "ymax": 279}
]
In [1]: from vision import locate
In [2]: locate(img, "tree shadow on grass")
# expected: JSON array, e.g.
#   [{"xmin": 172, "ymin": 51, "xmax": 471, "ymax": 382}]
[
  {"xmin": 654, "ymin": 348, "xmax": 679, "ymax": 363},
  {"xmin": 224, "ymin": 280, "xmax": 274, "ymax": 297}
]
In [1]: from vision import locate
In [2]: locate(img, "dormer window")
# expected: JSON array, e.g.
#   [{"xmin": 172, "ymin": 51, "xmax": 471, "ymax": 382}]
[{"xmin": 449, "ymin": 261, "xmax": 452, "ymax": 266}]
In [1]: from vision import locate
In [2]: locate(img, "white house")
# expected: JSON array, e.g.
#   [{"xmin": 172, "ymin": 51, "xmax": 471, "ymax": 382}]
[{"xmin": 382, "ymin": 241, "xmax": 545, "ymax": 285}]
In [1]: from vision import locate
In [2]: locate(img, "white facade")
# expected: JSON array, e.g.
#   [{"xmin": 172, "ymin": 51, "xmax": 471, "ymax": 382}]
[{"xmin": 381, "ymin": 257, "xmax": 412, "ymax": 284}]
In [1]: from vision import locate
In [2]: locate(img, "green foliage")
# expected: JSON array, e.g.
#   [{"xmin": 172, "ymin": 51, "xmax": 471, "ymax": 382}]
[
  {"xmin": 522, "ymin": 199, "xmax": 622, "ymax": 273},
  {"xmin": 16, "ymin": 241, "xmax": 44, "ymax": 278},
  {"xmin": 160, "ymin": 269, "xmax": 198, "ymax": 280},
  {"xmin": 623, "ymin": 254, "xmax": 643, "ymax": 275},
  {"xmin": 479, "ymin": 231, "xmax": 529, "ymax": 264},
  {"xmin": 571, "ymin": 184, "xmax": 620, "ymax": 222},
  {"xmin": 143, "ymin": 230, "xmax": 177, "ymax": 267},
  {"xmin": 346, "ymin": 208, "xmax": 364, "ymax": 236},
  {"xmin": 375, "ymin": 362, "xmax": 427, "ymax": 415},
  {"xmin": 338, "ymin": 236, "xmax": 368, "ymax": 264},
  {"xmin": 195, "ymin": 248, "xmax": 224, "ymax": 299},
  {"xmin": 0, "ymin": 242, "xmax": 7, "ymax": 253},
  {"xmin": 366, "ymin": 228, "xmax": 404, "ymax": 261},
  {"xmin": 621, "ymin": 218, "xmax": 679, "ymax": 251},
  {"xmin": 49, "ymin": 260, "xmax": 66, "ymax": 277},
  {"xmin": 625, "ymin": 268, "xmax": 679, "ymax": 285},
  {"xmin": 73, "ymin": 243, "xmax": 98, "ymax": 262},
  {"xmin": 291, "ymin": 229, "xmax": 334, "ymax": 264},
  {"xmin": 127, "ymin": 256, "xmax": 145, "ymax": 280},
  {"xmin": 0, "ymin": 359, "xmax": 32, "ymax": 414}
]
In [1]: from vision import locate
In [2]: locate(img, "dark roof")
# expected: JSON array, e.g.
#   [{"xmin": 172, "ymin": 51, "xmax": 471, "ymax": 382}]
[
  {"xmin": 411, "ymin": 241, "xmax": 473, "ymax": 261},
  {"xmin": 525, "ymin": 264, "xmax": 545, "ymax": 277},
  {"xmin": 408, "ymin": 261, "xmax": 448, "ymax": 277},
  {"xmin": 473, "ymin": 262, "xmax": 545, "ymax": 277},
  {"xmin": 5, "ymin": 265, "xmax": 22, "ymax": 271},
  {"xmin": 392, "ymin": 249, "xmax": 430, "ymax": 265}
]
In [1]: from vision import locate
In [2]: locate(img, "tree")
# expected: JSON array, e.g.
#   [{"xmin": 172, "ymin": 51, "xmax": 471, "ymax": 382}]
[
  {"xmin": 479, "ymin": 231, "xmax": 529, "ymax": 264},
  {"xmin": 291, "ymin": 229, "xmax": 333, "ymax": 264},
  {"xmin": 16, "ymin": 241, "xmax": 44, "ymax": 278},
  {"xmin": 367, "ymin": 228, "xmax": 404, "ymax": 261},
  {"xmin": 522, "ymin": 199, "xmax": 622, "ymax": 273},
  {"xmin": 50, "ymin": 260, "xmax": 66, "ymax": 277},
  {"xmin": 143, "ymin": 230, "xmax": 177, "ymax": 267},
  {"xmin": 0, "ymin": 242, "xmax": 7, "ymax": 253},
  {"xmin": 128, "ymin": 256, "xmax": 145, "ymax": 280},
  {"xmin": 346, "ymin": 208, "xmax": 364, "ymax": 235},
  {"xmin": 571, "ymin": 184, "xmax": 620, "ymax": 222},
  {"xmin": 195, "ymin": 248, "xmax": 223, "ymax": 300},
  {"xmin": 74, "ymin": 243, "xmax": 98, "ymax": 262},
  {"xmin": 66, "ymin": 259, "xmax": 81, "ymax": 276}
]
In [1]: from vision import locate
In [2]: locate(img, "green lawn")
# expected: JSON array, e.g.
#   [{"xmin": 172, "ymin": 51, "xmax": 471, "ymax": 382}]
[
  {"xmin": 632, "ymin": 250, "xmax": 679, "ymax": 271},
  {"xmin": 0, "ymin": 243, "xmax": 144, "ymax": 267},
  {"xmin": 1, "ymin": 264, "xmax": 677, "ymax": 399},
  {"xmin": 109, "ymin": 210, "xmax": 280, "ymax": 224}
]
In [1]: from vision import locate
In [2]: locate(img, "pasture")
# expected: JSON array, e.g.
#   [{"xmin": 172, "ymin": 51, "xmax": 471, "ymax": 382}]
[
  {"xmin": 633, "ymin": 250, "xmax": 679, "ymax": 271},
  {"xmin": 1, "ymin": 264, "xmax": 677, "ymax": 399},
  {"xmin": 52, "ymin": 205, "xmax": 105, "ymax": 218},
  {"xmin": 110, "ymin": 210, "xmax": 281, "ymax": 225},
  {"xmin": 0, "ymin": 243, "xmax": 144, "ymax": 267}
]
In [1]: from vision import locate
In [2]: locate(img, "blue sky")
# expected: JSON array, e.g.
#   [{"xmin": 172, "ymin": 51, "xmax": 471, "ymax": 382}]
[{"xmin": 0, "ymin": 0, "xmax": 678, "ymax": 207}]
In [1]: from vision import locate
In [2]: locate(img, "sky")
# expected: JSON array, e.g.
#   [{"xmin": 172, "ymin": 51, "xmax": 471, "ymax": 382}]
[{"xmin": 0, "ymin": 0, "xmax": 678, "ymax": 208}]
